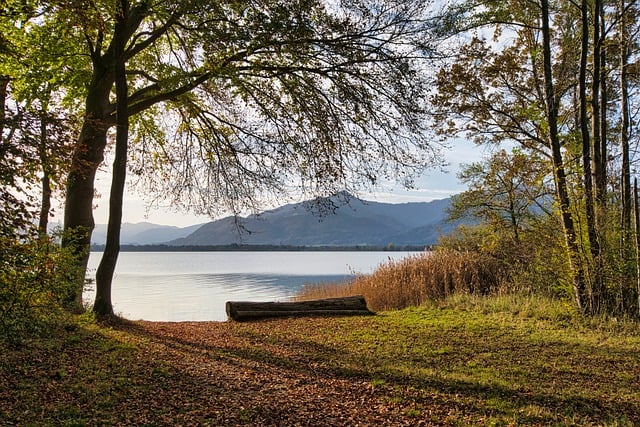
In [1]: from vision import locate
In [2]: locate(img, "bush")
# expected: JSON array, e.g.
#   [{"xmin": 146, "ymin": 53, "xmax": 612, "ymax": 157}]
[
  {"xmin": 296, "ymin": 219, "xmax": 572, "ymax": 313},
  {"xmin": 0, "ymin": 235, "xmax": 80, "ymax": 343},
  {"xmin": 438, "ymin": 222, "xmax": 572, "ymax": 298}
]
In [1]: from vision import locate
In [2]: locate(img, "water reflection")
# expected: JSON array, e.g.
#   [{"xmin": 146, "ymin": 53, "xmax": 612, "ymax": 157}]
[
  {"xmin": 84, "ymin": 251, "xmax": 416, "ymax": 321},
  {"xmin": 83, "ymin": 273, "xmax": 351, "ymax": 321}
]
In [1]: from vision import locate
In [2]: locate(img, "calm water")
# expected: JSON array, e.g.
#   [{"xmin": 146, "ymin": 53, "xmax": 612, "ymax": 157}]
[{"xmin": 84, "ymin": 251, "xmax": 417, "ymax": 321}]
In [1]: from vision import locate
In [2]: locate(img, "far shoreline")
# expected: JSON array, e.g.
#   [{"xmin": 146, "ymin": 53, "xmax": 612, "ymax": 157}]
[{"xmin": 90, "ymin": 244, "xmax": 430, "ymax": 252}]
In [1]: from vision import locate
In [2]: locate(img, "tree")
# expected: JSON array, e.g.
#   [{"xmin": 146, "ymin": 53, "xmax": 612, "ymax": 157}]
[
  {"xmin": 432, "ymin": 0, "xmax": 607, "ymax": 313},
  {"xmin": 433, "ymin": 0, "xmax": 640, "ymax": 315},
  {"xmin": 0, "ymin": 81, "xmax": 72, "ymax": 239},
  {"xmin": 449, "ymin": 149, "xmax": 552, "ymax": 243},
  {"xmin": 93, "ymin": 0, "xmax": 130, "ymax": 316},
  {"xmin": 0, "ymin": 5, "xmax": 39, "ymax": 236},
  {"xmin": 532, "ymin": 0, "xmax": 589, "ymax": 311},
  {"xmin": 0, "ymin": 1, "xmax": 74, "ymax": 237},
  {"xmin": 44, "ymin": 0, "xmax": 442, "ymax": 313},
  {"xmin": 620, "ymin": 0, "xmax": 633, "ymax": 232}
]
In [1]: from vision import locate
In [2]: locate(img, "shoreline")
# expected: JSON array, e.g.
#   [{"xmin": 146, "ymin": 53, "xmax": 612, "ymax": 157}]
[{"xmin": 90, "ymin": 243, "xmax": 431, "ymax": 252}]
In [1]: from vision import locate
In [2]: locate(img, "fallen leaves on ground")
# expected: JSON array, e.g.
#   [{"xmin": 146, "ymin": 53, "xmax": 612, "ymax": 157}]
[{"xmin": 1, "ymin": 312, "xmax": 639, "ymax": 426}]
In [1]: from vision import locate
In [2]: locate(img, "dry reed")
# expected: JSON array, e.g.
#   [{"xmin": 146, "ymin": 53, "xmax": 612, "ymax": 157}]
[{"xmin": 295, "ymin": 249, "xmax": 508, "ymax": 312}]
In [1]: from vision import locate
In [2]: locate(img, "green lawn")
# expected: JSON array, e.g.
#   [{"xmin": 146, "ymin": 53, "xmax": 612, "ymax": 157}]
[{"xmin": 1, "ymin": 295, "xmax": 638, "ymax": 426}]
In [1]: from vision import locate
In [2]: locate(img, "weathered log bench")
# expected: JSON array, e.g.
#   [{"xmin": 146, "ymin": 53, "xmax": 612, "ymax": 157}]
[{"xmin": 226, "ymin": 295, "xmax": 373, "ymax": 321}]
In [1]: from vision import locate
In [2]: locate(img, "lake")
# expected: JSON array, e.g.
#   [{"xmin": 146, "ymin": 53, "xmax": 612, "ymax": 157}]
[{"xmin": 84, "ymin": 251, "xmax": 418, "ymax": 321}]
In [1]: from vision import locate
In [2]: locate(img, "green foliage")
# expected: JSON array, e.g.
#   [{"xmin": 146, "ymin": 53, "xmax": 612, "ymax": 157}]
[
  {"xmin": 37, "ymin": 0, "xmax": 445, "ymax": 308},
  {"xmin": 81, "ymin": 0, "xmax": 442, "ymax": 218},
  {"xmin": 0, "ymin": 104, "xmax": 74, "ymax": 236},
  {"xmin": 0, "ymin": 91, "xmax": 40, "ymax": 235},
  {"xmin": 0, "ymin": 234, "xmax": 80, "ymax": 343},
  {"xmin": 431, "ymin": 0, "xmax": 640, "ymax": 316},
  {"xmin": 0, "ymin": 2, "xmax": 76, "ymax": 236},
  {"xmin": 439, "ymin": 220, "xmax": 572, "ymax": 299},
  {"xmin": 450, "ymin": 149, "xmax": 553, "ymax": 241}
]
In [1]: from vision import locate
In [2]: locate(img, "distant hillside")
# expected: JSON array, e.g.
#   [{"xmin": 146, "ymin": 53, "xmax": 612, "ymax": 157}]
[
  {"xmin": 169, "ymin": 193, "xmax": 458, "ymax": 247},
  {"xmin": 91, "ymin": 222, "xmax": 204, "ymax": 245}
]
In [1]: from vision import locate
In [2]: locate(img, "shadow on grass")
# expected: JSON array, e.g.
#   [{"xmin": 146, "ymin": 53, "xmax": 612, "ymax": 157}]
[{"xmin": 111, "ymin": 318, "xmax": 639, "ymax": 426}]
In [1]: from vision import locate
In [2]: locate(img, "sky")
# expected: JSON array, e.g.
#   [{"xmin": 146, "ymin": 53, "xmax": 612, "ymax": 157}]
[{"xmin": 67, "ymin": 138, "xmax": 489, "ymax": 228}]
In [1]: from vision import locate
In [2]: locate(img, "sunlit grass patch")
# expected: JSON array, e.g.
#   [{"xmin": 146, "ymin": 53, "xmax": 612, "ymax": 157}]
[{"xmin": 291, "ymin": 299, "xmax": 640, "ymax": 425}]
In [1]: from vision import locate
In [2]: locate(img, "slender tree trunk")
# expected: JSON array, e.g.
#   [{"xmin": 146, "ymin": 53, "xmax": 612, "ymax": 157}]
[
  {"xmin": 592, "ymin": 0, "xmax": 604, "ymax": 206},
  {"xmin": 38, "ymin": 111, "xmax": 51, "ymax": 236},
  {"xmin": 541, "ymin": 0, "xmax": 587, "ymax": 312},
  {"xmin": 598, "ymin": 4, "xmax": 608, "ymax": 206},
  {"xmin": 620, "ymin": 0, "xmax": 632, "ymax": 233},
  {"xmin": 0, "ymin": 76, "xmax": 8, "ymax": 132},
  {"xmin": 598, "ymin": 34, "xmax": 608, "ymax": 307},
  {"xmin": 619, "ymin": 0, "xmax": 633, "ymax": 313},
  {"xmin": 595, "ymin": 2, "xmax": 608, "ymax": 288},
  {"xmin": 634, "ymin": 179, "xmax": 640, "ymax": 315},
  {"xmin": 581, "ymin": 0, "xmax": 603, "ymax": 313},
  {"xmin": 508, "ymin": 187, "xmax": 520, "ymax": 243},
  {"xmin": 94, "ymin": 0, "xmax": 129, "ymax": 317}
]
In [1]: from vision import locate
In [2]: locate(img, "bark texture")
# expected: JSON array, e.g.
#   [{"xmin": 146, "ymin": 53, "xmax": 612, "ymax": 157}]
[{"xmin": 226, "ymin": 296, "xmax": 373, "ymax": 321}]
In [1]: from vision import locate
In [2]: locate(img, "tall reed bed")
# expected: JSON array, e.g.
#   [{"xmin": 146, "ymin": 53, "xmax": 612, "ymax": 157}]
[{"xmin": 295, "ymin": 250, "xmax": 509, "ymax": 312}]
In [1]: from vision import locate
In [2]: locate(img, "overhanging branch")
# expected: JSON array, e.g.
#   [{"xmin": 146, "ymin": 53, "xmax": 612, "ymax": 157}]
[{"xmin": 125, "ymin": 72, "xmax": 212, "ymax": 117}]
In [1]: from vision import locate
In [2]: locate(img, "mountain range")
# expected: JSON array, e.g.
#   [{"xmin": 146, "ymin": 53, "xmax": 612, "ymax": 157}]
[
  {"xmin": 90, "ymin": 192, "xmax": 457, "ymax": 247},
  {"xmin": 91, "ymin": 222, "xmax": 204, "ymax": 245},
  {"xmin": 170, "ymin": 192, "xmax": 455, "ymax": 247}
]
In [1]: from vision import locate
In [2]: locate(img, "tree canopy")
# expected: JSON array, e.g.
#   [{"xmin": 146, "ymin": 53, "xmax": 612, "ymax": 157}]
[
  {"xmin": 0, "ymin": 0, "xmax": 446, "ymax": 313},
  {"xmin": 0, "ymin": 2, "xmax": 74, "ymax": 236},
  {"xmin": 7, "ymin": 0, "xmax": 640, "ymax": 317},
  {"xmin": 449, "ymin": 149, "xmax": 552, "ymax": 242}
]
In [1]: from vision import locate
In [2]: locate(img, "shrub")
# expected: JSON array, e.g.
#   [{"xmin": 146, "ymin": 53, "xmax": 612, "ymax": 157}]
[
  {"xmin": 0, "ymin": 235, "xmax": 79, "ymax": 343},
  {"xmin": 438, "ymin": 222, "xmax": 572, "ymax": 298},
  {"xmin": 296, "ymin": 218, "xmax": 572, "ymax": 312}
]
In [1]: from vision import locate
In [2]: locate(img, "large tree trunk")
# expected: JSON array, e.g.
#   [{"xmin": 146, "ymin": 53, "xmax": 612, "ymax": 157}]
[
  {"xmin": 62, "ymin": 64, "xmax": 114, "ymax": 310},
  {"xmin": 541, "ymin": 0, "xmax": 588, "ymax": 313},
  {"xmin": 60, "ymin": 2, "xmax": 167, "ymax": 310},
  {"xmin": 60, "ymin": 1, "xmax": 154, "ymax": 310},
  {"xmin": 94, "ymin": 0, "xmax": 129, "ymax": 317}
]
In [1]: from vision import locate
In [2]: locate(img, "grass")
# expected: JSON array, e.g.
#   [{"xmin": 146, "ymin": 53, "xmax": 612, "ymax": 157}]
[
  {"xmin": 1, "ymin": 294, "xmax": 639, "ymax": 426},
  {"xmin": 295, "ymin": 250, "xmax": 509, "ymax": 311}
]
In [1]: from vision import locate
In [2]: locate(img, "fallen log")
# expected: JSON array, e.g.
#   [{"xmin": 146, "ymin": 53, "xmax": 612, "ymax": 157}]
[{"xmin": 226, "ymin": 295, "xmax": 374, "ymax": 321}]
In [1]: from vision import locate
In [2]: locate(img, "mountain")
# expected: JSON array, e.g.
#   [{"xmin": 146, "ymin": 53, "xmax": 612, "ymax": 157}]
[
  {"xmin": 91, "ymin": 222, "xmax": 204, "ymax": 245},
  {"xmin": 169, "ymin": 193, "xmax": 458, "ymax": 247}
]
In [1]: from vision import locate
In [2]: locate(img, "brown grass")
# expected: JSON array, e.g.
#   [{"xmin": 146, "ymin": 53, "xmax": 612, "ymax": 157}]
[{"xmin": 295, "ymin": 249, "xmax": 508, "ymax": 311}]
